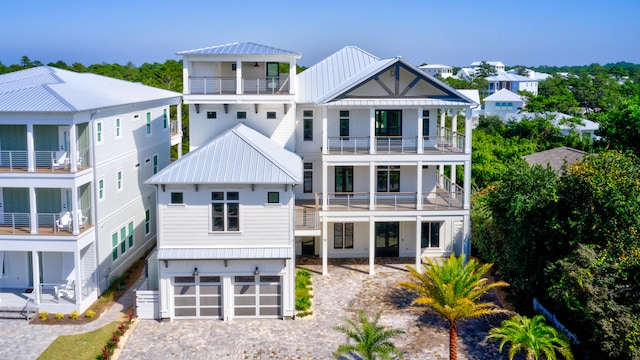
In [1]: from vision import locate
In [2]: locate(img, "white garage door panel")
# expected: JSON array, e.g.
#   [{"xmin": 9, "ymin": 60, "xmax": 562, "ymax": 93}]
[
  {"xmin": 173, "ymin": 276, "xmax": 222, "ymax": 319},
  {"xmin": 233, "ymin": 275, "xmax": 282, "ymax": 318}
]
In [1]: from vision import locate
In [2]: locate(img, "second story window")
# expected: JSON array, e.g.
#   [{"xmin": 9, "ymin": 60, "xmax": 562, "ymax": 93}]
[
  {"xmin": 212, "ymin": 191, "xmax": 239, "ymax": 232},
  {"xmin": 339, "ymin": 111, "xmax": 349, "ymax": 137},
  {"xmin": 170, "ymin": 192, "xmax": 184, "ymax": 204},
  {"xmin": 303, "ymin": 163, "xmax": 313, "ymax": 193},
  {"xmin": 375, "ymin": 110, "xmax": 402, "ymax": 136},
  {"xmin": 115, "ymin": 118, "xmax": 121, "ymax": 138},
  {"xmin": 117, "ymin": 170, "xmax": 123, "ymax": 191},
  {"xmin": 96, "ymin": 122, "xmax": 103, "ymax": 143},
  {"xmin": 377, "ymin": 166, "xmax": 400, "ymax": 192},
  {"xmin": 237, "ymin": 111, "xmax": 247, "ymax": 120},
  {"xmin": 267, "ymin": 192, "xmax": 280, "ymax": 203},
  {"xmin": 422, "ymin": 110, "xmax": 430, "ymax": 137},
  {"xmin": 98, "ymin": 179, "xmax": 104, "ymax": 200},
  {"xmin": 146, "ymin": 112, "xmax": 151, "ymax": 135},
  {"xmin": 303, "ymin": 110, "xmax": 313, "ymax": 141},
  {"xmin": 153, "ymin": 155, "xmax": 158, "ymax": 175}
]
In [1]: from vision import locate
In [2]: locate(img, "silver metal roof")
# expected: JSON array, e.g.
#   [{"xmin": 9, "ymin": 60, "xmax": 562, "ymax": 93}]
[
  {"xmin": 484, "ymin": 88, "xmax": 524, "ymax": 102},
  {"xmin": 158, "ymin": 247, "xmax": 292, "ymax": 260},
  {"xmin": 324, "ymin": 99, "xmax": 473, "ymax": 107},
  {"xmin": 177, "ymin": 42, "xmax": 300, "ymax": 57},
  {"xmin": 0, "ymin": 66, "xmax": 181, "ymax": 112},
  {"xmin": 146, "ymin": 123, "xmax": 302, "ymax": 185},
  {"xmin": 485, "ymin": 73, "xmax": 535, "ymax": 82}
]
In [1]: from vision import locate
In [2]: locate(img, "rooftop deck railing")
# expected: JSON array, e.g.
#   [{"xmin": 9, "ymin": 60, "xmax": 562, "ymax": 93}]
[{"xmin": 189, "ymin": 75, "xmax": 291, "ymax": 95}]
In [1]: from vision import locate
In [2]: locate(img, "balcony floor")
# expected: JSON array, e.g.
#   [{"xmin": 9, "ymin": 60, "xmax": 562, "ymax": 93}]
[{"xmin": 0, "ymin": 224, "xmax": 93, "ymax": 236}]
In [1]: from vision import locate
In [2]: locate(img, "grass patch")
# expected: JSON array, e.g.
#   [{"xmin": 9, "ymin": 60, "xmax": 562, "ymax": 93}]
[
  {"xmin": 295, "ymin": 269, "xmax": 313, "ymax": 317},
  {"xmin": 37, "ymin": 321, "xmax": 120, "ymax": 360}
]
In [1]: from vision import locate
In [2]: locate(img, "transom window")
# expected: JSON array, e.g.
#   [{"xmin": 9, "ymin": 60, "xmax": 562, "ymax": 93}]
[
  {"xmin": 237, "ymin": 111, "xmax": 247, "ymax": 119},
  {"xmin": 266, "ymin": 111, "xmax": 277, "ymax": 120},
  {"xmin": 207, "ymin": 111, "xmax": 217, "ymax": 119},
  {"xmin": 375, "ymin": 110, "xmax": 402, "ymax": 136},
  {"xmin": 212, "ymin": 191, "xmax": 240, "ymax": 232},
  {"xmin": 334, "ymin": 223, "xmax": 354, "ymax": 249},
  {"xmin": 421, "ymin": 222, "xmax": 442, "ymax": 248},
  {"xmin": 303, "ymin": 110, "xmax": 313, "ymax": 141},
  {"xmin": 377, "ymin": 166, "xmax": 400, "ymax": 192}
]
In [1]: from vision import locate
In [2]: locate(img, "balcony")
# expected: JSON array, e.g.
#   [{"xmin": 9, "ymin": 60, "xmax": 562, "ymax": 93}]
[
  {"xmin": 326, "ymin": 132, "xmax": 465, "ymax": 155},
  {"xmin": 0, "ymin": 208, "xmax": 93, "ymax": 236},
  {"xmin": 188, "ymin": 75, "xmax": 291, "ymax": 95},
  {"xmin": 0, "ymin": 148, "xmax": 91, "ymax": 173}
]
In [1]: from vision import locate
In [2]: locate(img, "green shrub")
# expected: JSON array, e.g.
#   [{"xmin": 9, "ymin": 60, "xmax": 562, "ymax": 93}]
[
  {"xmin": 55, "ymin": 312, "xmax": 64, "ymax": 319},
  {"xmin": 100, "ymin": 289, "xmax": 115, "ymax": 302},
  {"xmin": 85, "ymin": 310, "xmax": 96, "ymax": 318},
  {"xmin": 39, "ymin": 311, "xmax": 49, "ymax": 321},
  {"xmin": 69, "ymin": 310, "xmax": 79, "ymax": 320}
]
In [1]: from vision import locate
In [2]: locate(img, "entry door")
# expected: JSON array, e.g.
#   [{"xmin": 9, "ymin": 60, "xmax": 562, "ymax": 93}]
[
  {"xmin": 375, "ymin": 222, "xmax": 400, "ymax": 257},
  {"xmin": 58, "ymin": 126, "xmax": 70, "ymax": 152},
  {"xmin": 301, "ymin": 238, "xmax": 315, "ymax": 256},
  {"xmin": 266, "ymin": 62, "xmax": 280, "ymax": 90}
]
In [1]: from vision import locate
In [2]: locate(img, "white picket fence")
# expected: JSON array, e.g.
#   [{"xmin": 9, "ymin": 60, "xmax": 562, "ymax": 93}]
[{"xmin": 533, "ymin": 298, "xmax": 579, "ymax": 344}]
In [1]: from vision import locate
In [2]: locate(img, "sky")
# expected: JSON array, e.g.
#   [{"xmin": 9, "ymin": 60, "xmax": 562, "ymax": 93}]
[{"xmin": 2, "ymin": 0, "xmax": 639, "ymax": 68}]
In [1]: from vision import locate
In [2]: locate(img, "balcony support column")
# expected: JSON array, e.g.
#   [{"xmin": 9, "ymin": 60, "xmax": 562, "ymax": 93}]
[
  {"xmin": 369, "ymin": 162, "xmax": 375, "ymax": 210},
  {"xmin": 465, "ymin": 108, "xmax": 472, "ymax": 154},
  {"xmin": 369, "ymin": 108, "xmax": 376, "ymax": 154},
  {"xmin": 32, "ymin": 250, "xmax": 41, "ymax": 304},
  {"xmin": 439, "ymin": 108, "xmax": 446, "ymax": 138},
  {"xmin": 369, "ymin": 216, "xmax": 375, "ymax": 275},
  {"xmin": 322, "ymin": 107, "xmax": 328, "ymax": 155},
  {"xmin": 415, "ymin": 216, "xmax": 422, "ymax": 273},
  {"xmin": 416, "ymin": 161, "xmax": 423, "ymax": 210},
  {"xmin": 417, "ymin": 107, "xmax": 424, "ymax": 154},
  {"xmin": 464, "ymin": 159, "xmax": 471, "ymax": 210},
  {"xmin": 452, "ymin": 108, "xmax": 458, "ymax": 149},
  {"xmin": 74, "ymin": 249, "xmax": 82, "ymax": 305},
  {"xmin": 69, "ymin": 123, "xmax": 78, "ymax": 172},
  {"xmin": 27, "ymin": 123, "xmax": 35, "ymax": 172},
  {"xmin": 177, "ymin": 101, "xmax": 183, "ymax": 158},
  {"xmin": 71, "ymin": 185, "xmax": 80, "ymax": 235},
  {"xmin": 322, "ymin": 161, "xmax": 328, "ymax": 211},
  {"xmin": 322, "ymin": 216, "xmax": 328, "ymax": 276},
  {"xmin": 235, "ymin": 61, "xmax": 242, "ymax": 95},
  {"xmin": 29, "ymin": 187, "xmax": 37, "ymax": 234}
]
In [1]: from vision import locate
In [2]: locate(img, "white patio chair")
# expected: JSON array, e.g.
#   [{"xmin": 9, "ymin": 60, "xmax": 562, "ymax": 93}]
[
  {"xmin": 52, "ymin": 150, "xmax": 68, "ymax": 169},
  {"xmin": 56, "ymin": 279, "xmax": 75, "ymax": 300},
  {"xmin": 55, "ymin": 211, "xmax": 71, "ymax": 231}
]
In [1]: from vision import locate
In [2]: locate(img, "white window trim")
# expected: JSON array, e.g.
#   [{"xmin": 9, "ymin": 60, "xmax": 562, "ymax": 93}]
[
  {"xmin": 146, "ymin": 112, "xmax": 152, "ymax": 135},
  {"xmin": 98, "ymin": 178, "xmax": 105, "ymax": 201},
  {"xmin": 210, "ymin": 191, "xmax": 241, "ymax": 233},
  {"xmin": 96, "ymin": 121, "xmax": 103, "ymax": 144},
  {"xmin": 116, "ymin": 169, "xmax": 123, "ymax": 192},
  {"xmin": 115, "ymin": 118, "xmax": 121, "ymax": 138}
]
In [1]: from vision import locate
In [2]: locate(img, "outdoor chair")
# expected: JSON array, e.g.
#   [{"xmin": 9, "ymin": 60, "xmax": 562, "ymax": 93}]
[
  {"xmin": 55, "ymin": 279, "xmax": 75, "ymax": 301},
  {"xmin": 52, "ymin": 150, "xmax": 68, "ymax": 169},
  {"xmin": 55, "ymin": 211, "xmax": 71, "ymax": 231}
]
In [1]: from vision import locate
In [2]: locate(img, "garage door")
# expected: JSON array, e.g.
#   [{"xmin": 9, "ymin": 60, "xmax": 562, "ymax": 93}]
[
  {"xmin": 173, "ymin": 276, "xmax": 222, "ymax": 319},
  {"xmin": 233, "ymin": 275, "xmax": 281, "ymax": 318}
]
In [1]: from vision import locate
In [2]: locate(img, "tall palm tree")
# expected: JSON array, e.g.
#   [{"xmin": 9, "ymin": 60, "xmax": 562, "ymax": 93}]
[
  {"xmin": 399, "ymin": 254, "xmax": 509, "ymax": 360},
  {"xmin": 486, "ymin": 314, "xmax": 574, "ymax": 360},
  {"xmin": 333, "ymin": 310, "xmax": 404, "ymax": 360}
]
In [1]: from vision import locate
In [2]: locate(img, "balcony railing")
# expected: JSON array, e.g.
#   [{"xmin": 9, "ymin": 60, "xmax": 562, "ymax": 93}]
[
  {"xmin": 327, "ymin": 137, "xmax": 370, "ymax": 154},
  {"xmin": 423, "ymin": 126, "xmax": 465, "ymax": 153},
  {"xmin": 295, "ymin": 208, "xmax": 319, "ymax": 230},
  {"xmin": 316, "ymin": 189, "xmax": 464, "ymax": 211},
  {"xmin": 0, "ymin": 213, "xmax": 31, "ymax": 234},
  {"xmin": 189, "ymin": 75, "xmax": 291, "ymax": 95},
  {"xmin": 0, "ymin": 148, "xmax": 91, "ymax": 173},
  {"xmin": 0, "ymin": 208, "xmax": 92, "ymax": 235},
  {"xmin": 375, "ymin": 136, "xmax": 418, "ymax": 154},
  {"xmin": 170, "ymin": 120, "xmax": 180, "ymax": 136}
]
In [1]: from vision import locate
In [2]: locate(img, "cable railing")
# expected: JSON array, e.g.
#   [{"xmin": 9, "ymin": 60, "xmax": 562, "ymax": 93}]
[{"xmin": 189, "ymin": 76, "xmax": 291, "ymax": 95}]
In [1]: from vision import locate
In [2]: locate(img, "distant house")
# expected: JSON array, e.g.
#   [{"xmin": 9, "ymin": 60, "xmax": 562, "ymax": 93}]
[
  {"xmin": 506, "ymin": 68, "xmax": 551, "ymax": 81},
  {"xmin": 522, "ymin": 146, "xmax": 585, "ymax": 173},
  {"xmin": 471, "ymin": 61, "xmax": 505, "ymax": 73},
  {"xmin": 418, "ymin": 64, "xmax": 454, "ymax": 78},
  {"xmin": 506, "ymin": 112, "xmax": 599, "ymax": 140},
  {"xmin": 0, "ymin": 66, "xmax": 182, "ymax": 314},
  {"xmin": 485, "ymin": 73, "xmax": 539, "ymax": 96},
  {"xmin": 455, "ymin": 67, "xmax": 476, "ymax": 80},
  {"xmin": 483, "ymin": 89, "xmax": 525, "ymax": 117}
]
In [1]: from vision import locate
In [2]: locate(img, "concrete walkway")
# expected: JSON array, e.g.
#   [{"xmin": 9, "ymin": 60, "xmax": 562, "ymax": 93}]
[{"xmin": 0, "ymin": 274, "xmax": 144, "ymax": 360}]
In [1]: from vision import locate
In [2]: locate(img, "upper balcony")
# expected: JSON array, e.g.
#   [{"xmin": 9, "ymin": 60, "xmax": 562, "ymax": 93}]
[
  {"xmin": 0, "ymin": 208, "xmax": 93, "ymax": 236},
  {"xmin": 188, "ymin": 74, "xmax": 291, "ymax": 96},
  {"xmin": 0, "ymin": 148, "xmax": 92, "ymax": 173}
]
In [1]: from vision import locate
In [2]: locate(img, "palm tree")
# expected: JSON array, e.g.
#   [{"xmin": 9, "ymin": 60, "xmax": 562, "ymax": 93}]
[
  {"xmin": 333, "ymin": 310, "xmax": 404, "ymax": 360},
  {"xmin": 398, "ymin": 254, "xmax": 509, "ymax": 360},
  {"xmin": 486, "ymin": 314, "xmax": 574, "ymax": 360}
]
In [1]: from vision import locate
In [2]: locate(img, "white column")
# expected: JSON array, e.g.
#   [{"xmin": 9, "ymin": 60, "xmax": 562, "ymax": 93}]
[
  {"xmin": 322, "ymin": 161, "xmax": 328, "ymax": 211},
  {"xmin": 235, "ymin": 61, "xmax": 242, "ymax": 95},
  {"xmin": 177, "ymin": 101, "xmax": 183, "ymax": 158},
  {"xmin": 32, "ymin": 251, "xmax": 40, "ymax": 304},
  {"xmin": 74, "ymin": 249, "xmax": 82, "ymax": 305},
  {"xmin": 416, "ymin": 161, "xmax": 423, "ymax": 210},
  {"xmin": 463, "ymin": 214, "xmax": 471, "ymax": 258},
  {"xmin": 415, "ymin": 216, "xmax": 422, "ymax": 272},
  {"xmin": 439, "ymin": 108, "xmax": 446, "ymax": 138},
  {"xmin": 417, "ymin": 107, "xmax": 424, "ymax": 154},
  {"xmin": 29, "ymin": 187, "xmax": 37, "ymax": 234},
  {"xmin": 322, "ymin": 217, "xmax": 328, "ymax": 276},
  {"xmin": 182, "ymin": 60, "xmax": 190, "ymax": 95},
  {"xmin": 369, "ymin": 108, "xmax": 376, "ymax": 154},
  {"xmin": 289, "ymin": 60, "xmax": 296, "ymax": 95},
  {"xmin": 465, "ymin": 108, "xmax": 472, "ymax": 154},
  {"xmin": 69, "ymin": 123, "xmax": 78, "ymax": 172},
  {"xmin": 464, "ymin": 159, "xmax": 471, "ymax": 209},
  {"xmin": 452, "ymin": 108, "xmax": 458, "ymax": 149},
  {"xmin": 369, "ymin": 217, "xmax": 375, "ymax": 275},
  {"xmin": 369, "ymin": 162, "xmax": 375, "ymax": 210},
  {"xmin": 26, "ymin": 123, "xmax": 35, "ymax": 172},
  {"xmin": 322, "ymin": 107, "xmax": 328, "ymax": 155},
  {"xmin": 71, "ymin": 185, "xmax": 80, "ymax": 235}
]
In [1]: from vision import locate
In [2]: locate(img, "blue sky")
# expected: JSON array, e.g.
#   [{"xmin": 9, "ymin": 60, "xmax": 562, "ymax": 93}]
[{"xmin": 2, "ymin": 0, "xmax": 639, "ymax": 68}]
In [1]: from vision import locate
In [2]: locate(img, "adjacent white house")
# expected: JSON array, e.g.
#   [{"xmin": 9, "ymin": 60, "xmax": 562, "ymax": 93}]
[
  {"xmin": 483, "ymin": 88, "xmax": 526, "ymax": 117},
  {"xmin": 471, "ymin": 61, "xmax": 505, "ymax": 72},
  {"xmin": 146, "ymin": 42, "xmax": 476, "ymax": 320},
  {"xmin": 0, "ymin": 66, "xmax": 181, "ymax": 314},
  {"xmin": 506, "ymin": 112, "xmax": 599, "ymax": 140},
  {"xmin": 485, "ymin": 72, "xmax": 539, "ymax": 96},
  {"xmin": 418, "ymin": 64, "xmax": 454, "ymax": 79}
]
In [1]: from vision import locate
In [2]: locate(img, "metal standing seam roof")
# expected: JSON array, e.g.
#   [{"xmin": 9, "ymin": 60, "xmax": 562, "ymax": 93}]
[
  {"xmin": 177, "ymin": 42, "xmax": 301, "ymax": 57},
  {"xmin": 157, "ymin": 247, "xmax": 292, "ymax": 260},
  {"xmin": 483, "ymin": 88, "xmax": 524, "ymax": 102},
  {"xmin": 486, "ymin": 73, "xmax": 536, "ymax": 82},
  {"xmin": 146, "ymin": 123, "xmax": 302, "ymax": 185},
  {"xmin": 0, "ymin": 66, "xmax": 181, "ymax": 112}
]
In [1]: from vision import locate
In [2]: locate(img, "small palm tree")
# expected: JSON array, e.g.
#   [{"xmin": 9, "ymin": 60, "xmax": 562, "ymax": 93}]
[
  {"xmin": 399, "ymin": 254, "xmax": 509, "ymax": 360},
  {"xmin": 333, "ymin": 310, "xmax": 404, "ymax": 360},
  {"xmin": 486, "ymin": 314, "xmax": 574, "ymax": 360}
]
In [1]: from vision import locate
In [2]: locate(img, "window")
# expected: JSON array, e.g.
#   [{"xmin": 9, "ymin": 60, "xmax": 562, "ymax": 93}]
[
  {"xmin": 153, "ymin": 155, "xmax": 158, "ymax": 174},
  {"xmin": 335, "ymin": 166, "xmax": 353, "ymax": 193},
  {"xmin": 112, "ymin": 233, "xmax": 119, "ymax": 261},
  {"xmin": 237, "ymin": 111, "xmax": 247, "ymax": 119},
  {"xmin": 120, "ymin": 226, "xmax": 127, "ymax": 254},
  {"xmin": 211, "ymin": 191, "xmax": 240, "ymax": 232},
  {"xmin": 339, "ymin": 111, "xmax": 349, "ymax": 137},
  {"xmin": 207, "ymin": 111, "xmax": 217, "ymax": 119},
  {"xmin": 422, "ymin": 110, "xmax": 430, "ymax": 137},
  {"xmin": 303, "ymin": 163, "xmax": 313, "ymax": 193},
  {"xmin": 231, "ymin": 63, "xmax": 237, "ymax": 71},
  {"xmin": 117, "ymin": 170, "xmax": 123, "ymax": 191},
  {"xmin": 146, "ymin": 112, "xmax": 151, "ymax": 134},
  {"xmin": 334, "ymin": 223, "xmax": 354, "ymax": 249},
  {"xmin": 377, "ymin": 166, "xmax": 400, "ymax": 192},
  {"xmin": 98, "ymin": 179, "xmax": 104, "ymax": 200},
  {"xmin": 267, "ymin": 192, "xmax": 279, "ymax": 203},
  {"xmin": 128, "ymin": 221, "xmax": 134, "ymax": 248},
  {"xmin": 170, "ymin": 192, "xmax": 184, "ymax": 204},
  {"xmin": 421, "ymin": 222, "xmax": 442, "ymax": 248},
  {"xmin": 115, "ymin": 118, "xmax": 121, "ymax": 138},
  {"xmin": 266, "ymin": 111, "xmax": 277, "ymax": 120},
  {"xmin": 375, "ymin": 110, "xmax": 402, "ymax": 136},
  {"xmin": 145, "ymin": 209, "xmax": 150, "ymax": 235},
  {"xmin": 163, "ymin": 109, "xmax": 168, "ymax": 129},
  {"xmin": 96, "ymin": 122, "xmax": 103, "ymax": 143},
  {"xmin": 303, "ymin": 110, "xmax": 313, "ymax": 141}
]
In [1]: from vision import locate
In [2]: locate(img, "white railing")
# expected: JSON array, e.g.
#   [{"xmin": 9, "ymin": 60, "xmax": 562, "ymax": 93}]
[
  {"xmin": 0, "ymin": 213, "xmax": 31, "ymax": 234},
  {"xmin": 423, "ymin": 126, "xmax": 465, "ymax": 153},
  {"xmin": 375, "ymin": 136, "xmax": 418, "ymax": 153},
  {"xmin": 327, "ymin": 137, "xmax": 370, "ymax": 154},
  {"xmin": 0, "ymin": 150, "xmax": 28, "ymax": 170},
  {"xmin": 374, "ymin": 192, "xmax": 417, "ymax": 210},
  {"xmin": 325, "ymin": 192, "xmax": 370, "ymax": 210},
  {"xmin": 170, "ymin": 120, "xmax": 179, "ymax": 135},
  {"xmin": 189, "ymin": 76, "xmax": 291, "ymax": 95},
  {"xmin": 295, "ymin": 208, "xmax": 319, "ymax": 230},
  {"xmin": 421, "ymin": 191, "xmax": 464, "ymax": 210}
]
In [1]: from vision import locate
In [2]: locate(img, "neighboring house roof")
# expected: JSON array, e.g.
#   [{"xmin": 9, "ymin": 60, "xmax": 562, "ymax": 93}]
[
  {"xmin": 506, "ymin": 112, "xmax": 599, "ymax": 132},
  {"xmin": 522, "ymin": 146, "xmax": 585, "ymax": 172},
  {"xmin": 146, "ymin": 123, "xmax": 302, "ymax": 185},
  {"xmin": 455, "ymin": 67, "xmax": 476, "ymax": 79},
  {"xmin": 297, "ymin": 46, "xmax": 477, "ymax": 106},
  {"xmin": 176, "ymin": 42, "xmax": 300, "ymax": 57},
  {"xmin": 483, "ymin": 88, "xmax": 524, "ymax": 102},
  {"xmin": 471, "ymin": 61, "xmax": 504, "ymax": 68},
  {"xmin": 486, "ymin": 73, "xmax": 536, "ymax": 82},
  {"xmin": 456, "ymin": 89, "xmax": 481, "ymax": 109},
  {"xmin": 0, "ymin": 66, "xmax": 181, "ymax": 112},
  {"xmin": 506, "ymin": 68, "xmax": 551, "ymax": 81},
  {"xmin": 419, "ymin": 64, "xmax": 453, "ymax": 70}
]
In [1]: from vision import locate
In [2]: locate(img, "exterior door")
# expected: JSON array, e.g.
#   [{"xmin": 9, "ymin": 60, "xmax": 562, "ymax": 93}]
[
  {"xmin": 233, "ymin": 275, "xmax": 281, "ymax": 318},
  {"xmin": 58, "ymin": 126, "xmax": 70, "ymax": 152},
  {"xmin": 173, "ymin": 276, "xmax": 222, "ymax": 319},
  {"xmin": 375, "ymin": 222, "xmax": 400, "ymax": 257},
  {"xmin": 301, "ymin": 237, "xmax": 315, "ymax": 256},
  {"xmin": 266, "ymin": 62, "xmax": 279, "ymax": 90}
]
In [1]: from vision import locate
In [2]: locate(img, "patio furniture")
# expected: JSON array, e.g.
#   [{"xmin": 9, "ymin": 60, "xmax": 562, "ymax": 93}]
[
  {"xmin": 52, "ymin": 150, "xmax": 68, "ymax": 169},
  {"xmin": 55, "ymin": 279, "xmax": 75, "ymax": 301},
  {"xmin": 55, "ymin": 211, "xmax": 71, "ymax": 231}
]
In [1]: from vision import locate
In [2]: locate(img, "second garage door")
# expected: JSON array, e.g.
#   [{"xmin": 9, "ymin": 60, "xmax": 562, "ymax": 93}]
[{"xmin": 233, "ymin": 275, "xmax": 281, "ymax": 318}]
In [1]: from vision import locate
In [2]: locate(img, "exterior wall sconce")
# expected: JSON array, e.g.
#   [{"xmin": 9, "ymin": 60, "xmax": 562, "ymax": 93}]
[
  {"xmin": 254, "ymin": 267, "xmax": 260, "ymax": 276},
  {"xmin": 254, "ymin": 62, "xmax": 259, "ymax": 67},
  {"xmin": 193, "ymin": 267, "xmax": 198, "ymax": 276}
]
